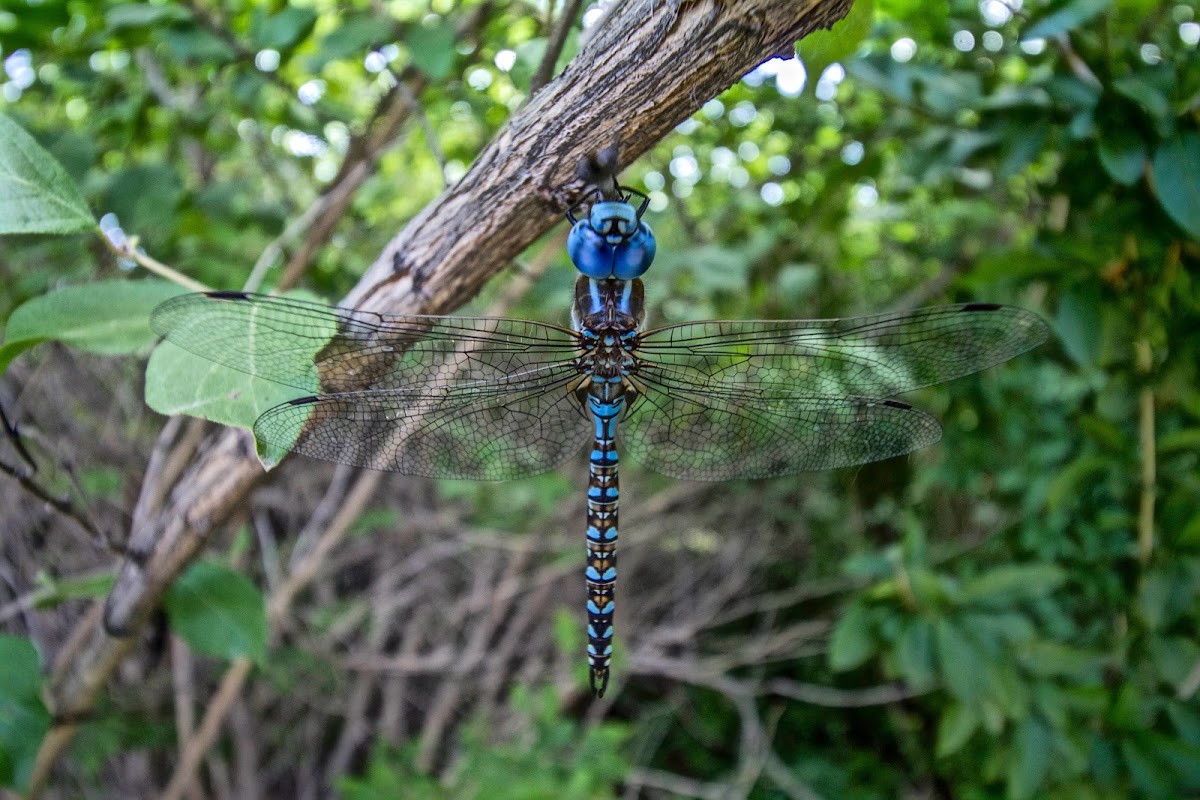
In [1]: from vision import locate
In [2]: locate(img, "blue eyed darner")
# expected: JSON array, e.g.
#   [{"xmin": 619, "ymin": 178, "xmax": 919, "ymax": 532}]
[{"xmin": 150, "ymin": 184, "xmax": 1048, "ymax": 697}]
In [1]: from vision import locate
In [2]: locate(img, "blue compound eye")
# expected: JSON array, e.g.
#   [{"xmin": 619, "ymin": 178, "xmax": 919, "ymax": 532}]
[{"xmin": 567, "ymin": 198, "xmax": 656, "ymax": 279}]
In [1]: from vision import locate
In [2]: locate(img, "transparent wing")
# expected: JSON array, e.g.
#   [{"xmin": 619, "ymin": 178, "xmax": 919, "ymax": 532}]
[
  {"xmin": 150, "ymin": 291, "xmax": 584, "ymax": 395},
  {"xmin": 622, "ymin": 381, "xmax": 942, "ymax": 480},
  {"xmin": 623, "ymin": 303, "xmax": 1047, "ymax": 479},
  {"xmin": 254, "ymin": 374, "xmax": 590, "ymax": 480},
  {"xmin": 634, "ymin": 304, "xmax": 1049, "ymax": 398},
  {"xmin": 151, "ymin": 292, "xmax": 591, "ymax": 479}
]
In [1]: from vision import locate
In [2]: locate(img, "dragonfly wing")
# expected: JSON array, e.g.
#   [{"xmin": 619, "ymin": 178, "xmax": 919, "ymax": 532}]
[
  {"xmin": 254, "ymin": 365, "xmax": 591, "ymax": 479},
  {"xmin": 152, "ymin": 292, "xmax": 591, "ymax": 479},
  {"xmin": 150, "ymin": 291, "xmax": 583, "ymax": 394},
  {"xmin": 622, "ymin": 381, "xmax": 942, "ymax": 480},
  {"xmin": 635, "ymin": 304, "xmax": 1048, "ymax": 397}
]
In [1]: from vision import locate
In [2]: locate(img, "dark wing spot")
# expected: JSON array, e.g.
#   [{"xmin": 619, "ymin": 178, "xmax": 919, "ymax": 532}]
[
  {"xmin": 882, "ymin": 399, "xmax": 913, "ymax": 409},
  {"xmin": 205, "ymin": 290, "xmax": 251, "ymax": 301},
  {"xmin": 961, "ymin": 302, "xmax": 1002, "ymax": 312}
]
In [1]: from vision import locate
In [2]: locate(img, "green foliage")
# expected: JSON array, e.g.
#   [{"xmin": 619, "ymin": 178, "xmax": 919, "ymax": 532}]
[
  {"xmin": 0, "ymin": 112, "xmax": 94, "ymax": 234},
  {"xmin": 0, "ymin": 636, "xmax": 51, "ymax": 792},
  {"xmin": 337, "ymin": 687, "xmax": 631, "ymax": 799},
  {"xmin": 3, "ymin": 0, "xmax": 1200, "ymax": 797},
  {"xmin": 164, "ymin": 562, "xmax": 268, "ymax": 663}
]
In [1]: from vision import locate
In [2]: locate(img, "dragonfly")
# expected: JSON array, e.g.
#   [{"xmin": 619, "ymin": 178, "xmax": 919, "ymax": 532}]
[{"xmin": 150, "ymin": 185, "xmax": 1048, "ymax": 697}]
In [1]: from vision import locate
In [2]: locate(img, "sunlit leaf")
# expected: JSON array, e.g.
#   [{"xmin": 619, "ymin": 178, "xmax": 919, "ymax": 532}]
[
  {"xmin": 0, "ymin": 280, "xmax": 188, "ymax": 375},
  {"xmin": 796, "ymin": 0, "xmax": 874, "ymax": 88},
  {"xmin": 0, "ymin": 113, "xmax": 95, "ymax": 235}
]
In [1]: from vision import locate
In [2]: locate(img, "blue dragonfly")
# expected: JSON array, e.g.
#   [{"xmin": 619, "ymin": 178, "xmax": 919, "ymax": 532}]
[{"xmin": 150, "ymin": 185, "xmax": 1048, "ymax": 697}]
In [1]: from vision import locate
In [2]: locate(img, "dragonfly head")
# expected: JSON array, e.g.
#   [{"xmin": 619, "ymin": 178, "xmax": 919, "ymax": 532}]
[{"xmin": 567, "ymin": 197, "xmax": 656, "ymax": 281}]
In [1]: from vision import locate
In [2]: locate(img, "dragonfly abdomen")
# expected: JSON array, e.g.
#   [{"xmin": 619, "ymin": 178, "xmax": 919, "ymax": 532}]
[{"xmin": 584, "ymin": 388, "xmax": 621, "ymax": 698}]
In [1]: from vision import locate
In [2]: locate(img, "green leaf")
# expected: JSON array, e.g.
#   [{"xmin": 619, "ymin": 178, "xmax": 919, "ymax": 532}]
[
  {"xmin": 312, "ymin": 16, "xmax": 386, "ymax": 68},
  {"xmin": 896, "ymin": 617, "xmax": 937, "ymax": 690},
  {"xmin": 251, "ymin": 7, "xmax": 318, "ymax": 51},
  {"xmin": 1021, "ymin": 0, "xmax": 1113, "ymax": 41},
  {"xmin": 143, "ymin": 291, "xmax": 336, "ymax": 469},
  {"xmin": 0, "ymin": 280, "xmax": 188, "ymax": 375},
  {"xmin": 828, "ymin": 601, "xmax": 877, "ymax": 671},
  {"xmin": 1054, "ymin": 288, "xmax": 1103, "ymax": 367},
  {"xmin": 165, "ymin": 562, "xmax": 267, "ymax": 663},
  {"xmin": 1159, "ymin": 428, "xmax": 1200, "ymax": 455},
  {"xmin": 0, "ymin": 636, "xmax": 51, "ymax": 791},
  {"xmin": 960, "ymin": 564, "xmax": 1067, "ymax": 605},
  {"xmin": 936, "ymin": 618, "xmax": 984, "ymax": 701},
  {"xmin": 1007, "ymin": 716, "xmax": 1051, "ymax": 799},
  {"xmin": 407, "ymin": 19, "xmax": 457, "ymax": 80},
  {"xmin": 162, "ymin": 26, "xmax": 236, "ymax": 63},
  {"xmin": 796, "ymin": 0, "xmax": 873, "ymax": 85},
  {"xmin": 1152, "ymin": 132, "xmax": 1200, "ymax": 239},
  {"xmin": 0, "ymin": 113, "xmax": 95, "ymax": 235},
  {"xmin": 1113, "ymin": 74, "xmax": 1173, "ymax": 129},
  {"xmin": 1097, "ymin": 128, "xmax": 1146, "ymax": 186},
  {"xmin": 105, "ymin": 3, "xmax": 193, "ymax": 30},
  {"xmin": 936, "ymin": 701, "xmax": 979, "ymax": 757},
  {"xmin": 143, "ymin": 342, "xmax": 298, "ymax": 451},
  {"xmin": 103, "ymin": 164, "xmax": 184, "ymax": 238}
]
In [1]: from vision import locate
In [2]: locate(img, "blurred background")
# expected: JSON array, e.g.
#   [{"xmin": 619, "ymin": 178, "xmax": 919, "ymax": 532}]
[{"xmin": 1, "ymin": 0, "xmax": 1198, "ymax": 797}]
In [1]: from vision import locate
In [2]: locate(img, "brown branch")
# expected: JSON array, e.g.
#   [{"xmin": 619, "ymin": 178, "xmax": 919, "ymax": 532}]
[{"xmin": 35, "ymin": 0, "xmax": 853, "ymax": 789}]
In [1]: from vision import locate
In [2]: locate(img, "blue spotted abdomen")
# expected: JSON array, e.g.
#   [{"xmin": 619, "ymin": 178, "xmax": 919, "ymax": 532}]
[{"xmin": 584, "ymin": 389, "xmax": 621, "ymax": 697}]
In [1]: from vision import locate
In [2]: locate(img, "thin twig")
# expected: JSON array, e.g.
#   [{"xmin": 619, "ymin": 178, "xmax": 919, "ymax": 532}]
[{"xmin": 530, "ymin": 0, "xmax": 584, "ymax": 95}]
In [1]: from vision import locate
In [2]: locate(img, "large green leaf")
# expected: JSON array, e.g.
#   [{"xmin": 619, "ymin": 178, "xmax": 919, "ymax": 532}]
[
  {"xmin": 165, "ymin": 562, "xmax": 267, "ymax": 663},
  {"xmin": 0, "ymin": 636, "xmax": 51, "ymax": 791},
  {"xmin": 0, "ymin": 280, "xmax": 188, "ymax": 375},
  {"xmin": 0, "ymin": 113, "xmax": 95, "ymax": 235},
  {"xmin": 143, "ymin": 290, "xmax": 335, "ymax": 469},
  {"xmin": 1152, "ymin": 133, "xmax": 1200, "ymax": 239},
  {"xmin": 144, "ymin": 342, "xmax": 300, "ymax": 465}
]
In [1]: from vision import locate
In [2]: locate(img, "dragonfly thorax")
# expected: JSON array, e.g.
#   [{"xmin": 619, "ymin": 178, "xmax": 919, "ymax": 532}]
[{"xmin": 567, "ymin": 200, "xmax": 656, "ymax": 281}]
